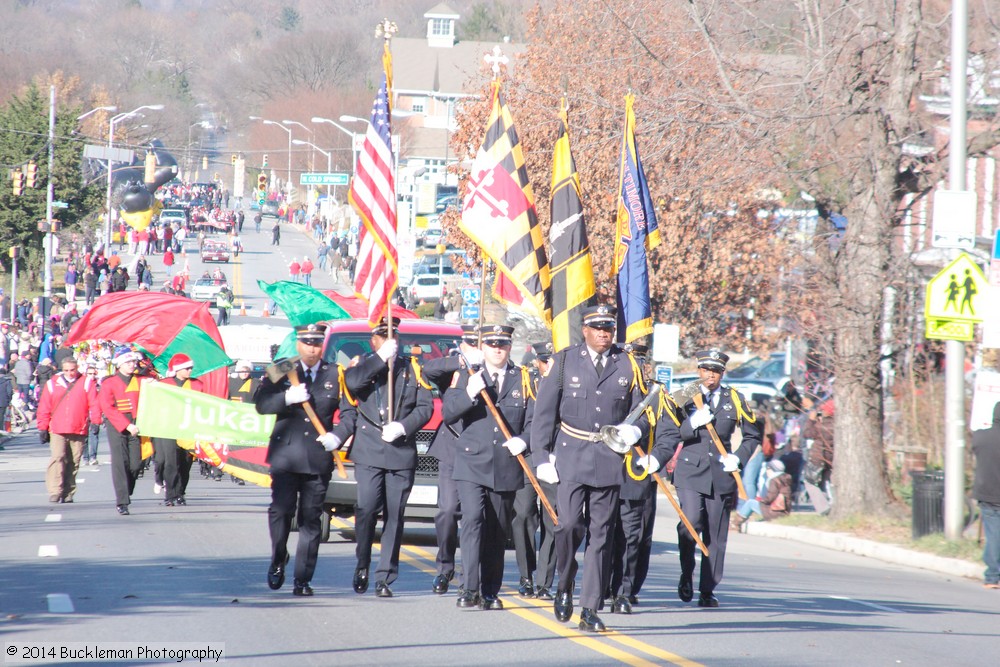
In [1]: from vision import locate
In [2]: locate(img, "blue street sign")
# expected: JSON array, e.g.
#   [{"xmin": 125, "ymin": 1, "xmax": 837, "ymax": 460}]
[
  {"xmin": 655, "ymin": 364, "xmax": 673, "ymax": 387},
  {"xmin": 461, "ymin": 305, "xmax": 480, "ymax": 321},
  {"xmin": 461, "ymin": 287, "xmax": 481, "ymax": 303}
]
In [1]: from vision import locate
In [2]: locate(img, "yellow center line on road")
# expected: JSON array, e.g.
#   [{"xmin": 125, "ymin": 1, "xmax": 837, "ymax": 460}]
[{"xmin": 329, "ymin": 516, "xmax": 702, "ymax": 667}]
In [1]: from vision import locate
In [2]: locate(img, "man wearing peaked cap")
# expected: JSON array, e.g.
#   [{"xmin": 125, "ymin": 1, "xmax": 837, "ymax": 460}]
[
  {"xmin": 341, "ymin": 314, "xmax": 433, "ymax": 598},
  {"xmin": 254, "ymin": 319, "xmax": 356, "ymax": 597},
  {"xmin": 642, "ymin": 346, "xmax": 760, "ymax": 608},
  {"xmin": 423, "ymin": 322, "xmax": 485, "ymax": 595},
  {"xmin": 153, "ymin": 353, "xmax": 205, "ymax": 508},
  {"xmin": 443, "ymin": 320, "xmax": 532, "ymax": 610},
  {"xmin": 529, "ymin": 303, "xmax": 651, "ymax": 633}
]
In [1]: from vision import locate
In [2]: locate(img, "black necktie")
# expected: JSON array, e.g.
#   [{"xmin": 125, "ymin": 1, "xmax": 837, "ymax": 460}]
[
  {"xmin": 595, "ymin": 356, "xmax": 604, "ymax": 375},
  {"xmin": 304, "ymin": 368, "xmax": 313, "ymax": 385},
  {"xmin": 492, "ymin": 373, "xmax": 499, "ymax": 393}
]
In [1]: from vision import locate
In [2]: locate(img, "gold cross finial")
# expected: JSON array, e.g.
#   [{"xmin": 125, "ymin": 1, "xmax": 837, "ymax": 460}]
[
  {"xmin": 484, "ymin": 46, "xmax": 509, "ymax": 79},
  {"xmin": 375, "ymin": 19, "xmax": 397, "ymax": 42}
]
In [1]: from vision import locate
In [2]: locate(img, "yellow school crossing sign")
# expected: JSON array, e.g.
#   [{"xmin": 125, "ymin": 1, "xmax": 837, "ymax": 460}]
[{"xmin": 925, "ymin": 253, "xmax": 988, "ymax": 341}]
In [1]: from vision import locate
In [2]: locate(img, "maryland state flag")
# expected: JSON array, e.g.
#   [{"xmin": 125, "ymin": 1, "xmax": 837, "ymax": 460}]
[
  {"xmin": 549, "ymin": 102, "xmax": 595, "ymax": 351},
  {"xmin": 612, "ymin": 92, "xmax": 660, "ymax": 344},
  {"xmin": 461, "ymin": 81, "xmax": 552, "ymax": 323}
]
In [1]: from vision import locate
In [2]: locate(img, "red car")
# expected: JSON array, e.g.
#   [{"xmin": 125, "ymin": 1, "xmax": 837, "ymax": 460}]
[
  {"xmin": 322, "ymin": 318, "xmax": 463, "ymax": 538},
  {"xmin": 201, "ymin": 240, "xmax": 231, "ymax": 263}
]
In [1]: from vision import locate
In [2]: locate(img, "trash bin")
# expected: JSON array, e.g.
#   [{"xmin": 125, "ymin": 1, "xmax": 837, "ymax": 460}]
[{"xmin": 911, "ymin": 470, "xmax": 945, "ymax": 539}]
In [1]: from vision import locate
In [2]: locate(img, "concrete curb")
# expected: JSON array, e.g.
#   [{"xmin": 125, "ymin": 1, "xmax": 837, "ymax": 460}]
[{"xmin": 744, "ymin": 521, "xmax": 984, "ymax": 581}]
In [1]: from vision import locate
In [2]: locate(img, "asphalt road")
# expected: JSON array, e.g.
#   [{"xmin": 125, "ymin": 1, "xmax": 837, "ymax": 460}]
[{"xmin": 1, "ymin": 217, "xmax": 998, "ymax": 665}]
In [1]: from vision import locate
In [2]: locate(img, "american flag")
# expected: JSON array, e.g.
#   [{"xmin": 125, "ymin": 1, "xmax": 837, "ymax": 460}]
[{"xmin": 349, "ymin": 49, "xmax": 397, "ymax": 327}]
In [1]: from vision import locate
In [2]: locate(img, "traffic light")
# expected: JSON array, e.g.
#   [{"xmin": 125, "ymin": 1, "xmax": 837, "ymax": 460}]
[
  {"xmin": 257, "ymin": 173, "xmax": 268, "ymax": 191},
  {"xmin": 262, "ymin": 153, "xmax": 269, "ymax": 167},
  {"xmin": 37, "ymin": 220, "xmax": 60, "ymax": 233},
  {"xmin": 11, "ymin": 169, "xmax": 23, "ymax": 196},
  {"xmin": 8, "ymin": 246, "xmax": 19, "ymax": 259},
  {"xmin": 202, "ymin": 156, "xmax": 209, "ymax": 170},
  {"xmin": 231, "ymin": 154, "xmax": 237, "ymax": 166},
  {"xmin": 25, "ymin": 161, "xmax": 38, "ymax": 188}
]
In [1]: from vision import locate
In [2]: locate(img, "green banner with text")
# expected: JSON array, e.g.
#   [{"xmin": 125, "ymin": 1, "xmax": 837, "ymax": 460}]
[{"xmin": 136, "ymin": 381, "xmax": 275, "ymax": 445}]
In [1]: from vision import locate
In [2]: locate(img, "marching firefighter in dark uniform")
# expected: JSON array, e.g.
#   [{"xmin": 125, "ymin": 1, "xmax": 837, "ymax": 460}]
[
  {"xmin": 443, "ymin": 324, "xmax": 533, "ymax": 610},
  {"xmin": 640, "ymin": 348, "xmax": 761, "ymax": 608},
  {"xmin": 254, "ymin": 323, "xmax": 356, "ymax": 597},
  {"xmin": 609, "ymin": 344, "xmax": 682, "ymax": 614},
  {"xmin": 511, "ymin": 340, "xmax": 558, "ymax": 599},
  {"xmin": 341, "ymin": 316, "xmax": 433, "ymax": 598},
  {"xmin": 152, "ymin": 353, "xmax": 204, "ymax": 506},
  {"xmin": 98, "ymin": 346, "xmax": 146, "ymax": 516},
  {"xmin": 423, "ymin": 323, "xmax": 483, "ymax": 595},
  {"xmin": 530, "ymin": 305, "xmax": 649, "ymax": 633}
]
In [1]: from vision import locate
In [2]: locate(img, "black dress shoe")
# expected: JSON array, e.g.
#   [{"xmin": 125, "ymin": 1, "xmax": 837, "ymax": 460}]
[
  {"xmin": 163, "ymin": 499, "xmax": 176, "ymax": 507},
  {"xmin": 456, "ymin": 591, "xmax": 481, "ymax": 609},
  {"xmin": 375, "ymin": 581, "xmax": 393, "ymax": 598},
  {"xmin": 479, "ymin": 596, "xmax": 504, "ymax": 610},
  {"xmin": 518, "ymin": 576, "xmax": 535, "ymax": 597},
  {"xmin": 116, "ymin": 505, "xmax": 130, "ymax": 515},
  {"xmin": 697, "ymin": 593, "xmax": 719, "ymax": 608},
  {"xmin": 432, "ymin": 573, "xmax": 451, "ymax": 595},
  {"xmin": 535, "ymin": 587, "xmax": 554, "ymax": 601},
  {"xmin": 578, "ymin": 608, "xmax": 606, "ymax": 632},
  {"xmin": 353, "ymin": 567, "xmax": 369, "ymax": 594},
  {"xmin": 292, "ymin": 580, "xmax": 314, "ymax": 596},
  {"xmin": 554, "ymin": 591, "xmax": 573, "ymax": 622},
  {"xmin": 612, "ymin": 596, "xmax": 632, "ymax": 615},
  {"xmin": 267, "ymin": 554, "xmax": 289, "ymax": 590},
  {"xmin": 176, "ymin": 497, "xmax": 187, "ymax": 506},
  {"xmin": 678, "ymin": 574, "xmax": 694, "ymax": 603},
  {"xmin": 628, "ymin": 594, "xmax": 639, "ymax": 606}
]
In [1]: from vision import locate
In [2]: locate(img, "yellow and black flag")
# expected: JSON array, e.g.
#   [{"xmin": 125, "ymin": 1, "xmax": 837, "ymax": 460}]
[
  {"xmin": 460, "ymin": 81, "xmax": 552, "ymax": 323},
  {"xmin": 549, "ymin": 103, "xmax": 595, "ymax": 351}
]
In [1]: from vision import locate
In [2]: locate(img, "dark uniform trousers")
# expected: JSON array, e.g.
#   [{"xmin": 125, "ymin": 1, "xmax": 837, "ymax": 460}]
[
  {"xmin": 457, "ymin": 481, "xmax": 513, "ymax": 598},
  {"xmin": 354, "ymin": 464, "xmax": 415, "ymax": 585},
  {"xmin": 611, "ymin": 494, "xmax": 656, "ymax": 599},
  {"xmin": 269, "ymin": 470, "xmax": 332, "ymax": 583},
  {"xmin": 153, "ymin": 437, "xmax": 192, "ymax": 502},
  {"xmin": 342, "ymin": 353, "xmax": 433, "ymax": 587},
  {"xmin": 422, "ymin": 355, "xmax": 465, "ymax": 579},
  {"xmin": 512, "ymin": 479, "xmax": 557, "ymax": 588},
  {"xmin": 530, "ymin": 343, "xmax": 649, "ymax": 612},
  {"xmin": 677, "ymin": 486, "xmax": 733, "ymax": 595},
  {"xmin": 107, "ymin": 423, "xmax": 142, "ymax": 506}
]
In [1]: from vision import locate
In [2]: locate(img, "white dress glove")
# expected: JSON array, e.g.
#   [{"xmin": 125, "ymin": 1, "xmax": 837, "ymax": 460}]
[
  {"xmin": 637, "ymin": 454, "xmax": 661, "ymax": 474},
  {"xmin": 615, "ymin": 424, "xmax": 642, "ymax": 446},
  {"xmin": 466, "ymin": 370, "xmax": 487, "ymax": 399},
  {"xmin": 376, "ymin": 338, "xmax": 398, "ymax": 362},
  {"xmin": 536, "ymin": 461, "xmax": 559, "ymax": 485},
  {"xmin": 381, "ymin": 421, "xmax": 406, "ymax": 442},
  {"xmin": 317, "ymin": 432, "xmax": 342, "ymax": 451},
  {"xmin": 463, "ymin": 347, "xmax": 484, "ymax": 367},
  {"xmin": 502, "ymin": 437, "xmax": 527, "ymax": 456},
  {"xmin": 689, "ymin": 406, "xmax": 713, "ymax": 428},
  {"xmin": 284, "ymin": 383, "xmax": 310, "ymax": 405},
  {"xmin": 719, "ymin": 453, "xmax": 740, "ymax": 472}
]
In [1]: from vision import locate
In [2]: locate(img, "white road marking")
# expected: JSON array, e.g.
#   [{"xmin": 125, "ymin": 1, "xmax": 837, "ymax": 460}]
[
  {"xmin": 46, "ymin": 593, "xmax": 75, "ymax": 613},
  {"xmin": 45, "ymin": 514, "xmax": 61, "ymax": 522},
  {"xmin": 38, "ymin": 545, "xmax": 59, "ymax": 557},
  {"xmin": 828, "ymin": 595, "xmax": 900, "ymax": 613}
]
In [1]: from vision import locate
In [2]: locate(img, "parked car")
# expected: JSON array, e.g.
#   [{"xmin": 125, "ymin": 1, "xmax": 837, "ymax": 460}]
[
  {"xmin": 261, "ymin": 200, "xmax": 281, "ymax": 218},
  {"xmin": 422, "ymin": 228, "xmax": 444, "ymax": 248},
  {"xmin": 406, "ymin": 274, "xmax": 445, "ymax": 307},
  {"xmin": 321, "ymin": 319, "xmax": 464, "ymax": 540},
  {"xmin": 201, "ymin": 240, "xmax": 231, "ymax": 263},
  {"xmin": 190, "ymin": 276, "xmax": 228, "ymax": 304}
]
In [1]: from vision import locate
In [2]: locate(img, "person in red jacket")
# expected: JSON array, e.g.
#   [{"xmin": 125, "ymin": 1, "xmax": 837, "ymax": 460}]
[
  {"xmin": 152, "ymin": 353, "xmax": 204, "ymax": 506},
  {"xmin": 38, "ymin": 351, "xmax": 101, "ymax": 503},
  {"xmin": 300, "ymin": 257, "xmax": 314, "ymax": 287},
  {"xmin": 99, "ymin": 346, "xmax": 146, "ymax": 515},
  {"xmin": 289, "ymin": 258, "xmax": 301, "ymax": 283}
]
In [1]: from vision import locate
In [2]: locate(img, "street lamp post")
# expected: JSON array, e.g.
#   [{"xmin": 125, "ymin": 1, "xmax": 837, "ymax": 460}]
[
  {"xmin": 293, "ymin": 138, "xmax": 331, "ymax": 197},
  {"xmin": 311, "ymin": 116, "xmax": 358, "ymax": 178},
  {"xmin": 105, "ymin": 104, "xmax": 164, "ymax": 249},
  {"xmin": 249, "ymin": 117, "xmax": 293, "ymax": 188}
]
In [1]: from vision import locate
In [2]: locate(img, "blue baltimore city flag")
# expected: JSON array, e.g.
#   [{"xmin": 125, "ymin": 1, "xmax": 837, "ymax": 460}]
[{"xmin": 611, "ymin": 92, "xmax": 660, "ymax": 344}]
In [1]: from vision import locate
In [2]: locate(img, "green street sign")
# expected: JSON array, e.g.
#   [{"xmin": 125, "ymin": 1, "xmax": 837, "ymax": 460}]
[
  {"xmin": 52, "ymin": 201, "xmax": 69, "ymax": 209},
  {"xmin": 300, "ymin": 173, "xmax": 349, "ymax": 186}
]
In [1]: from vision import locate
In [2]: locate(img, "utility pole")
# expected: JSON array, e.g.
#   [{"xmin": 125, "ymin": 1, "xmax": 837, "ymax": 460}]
[{"xmin": 43, "ymin": 85, "xmax": 55, "ymax": 326}]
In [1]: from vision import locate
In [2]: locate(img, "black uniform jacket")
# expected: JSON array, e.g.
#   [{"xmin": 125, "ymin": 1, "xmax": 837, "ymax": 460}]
[
  {"xmin": 420, "ymin": 355, "xmax": 463, "ymax": 466},
  {"xmin": 661, "ymin": 384, "xmax": 763, "ymax": 496},
  {"xmin": 254, "ymin": 361, "xmax": 355, "ymax": 476},
  {"xmin": 342, "ymin": 352, "xmax": 433, "ymax": 471},
  {"xmin": 529, "ymin": 343, "xmax": 649, "ymax": 488},
  {"xmin": 622, "ymin": 385, "xmax": 683, "ymax": 501},
  {"xmin": 443, "ymin": 363, "xmax": 533, "ymax": 493}
]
